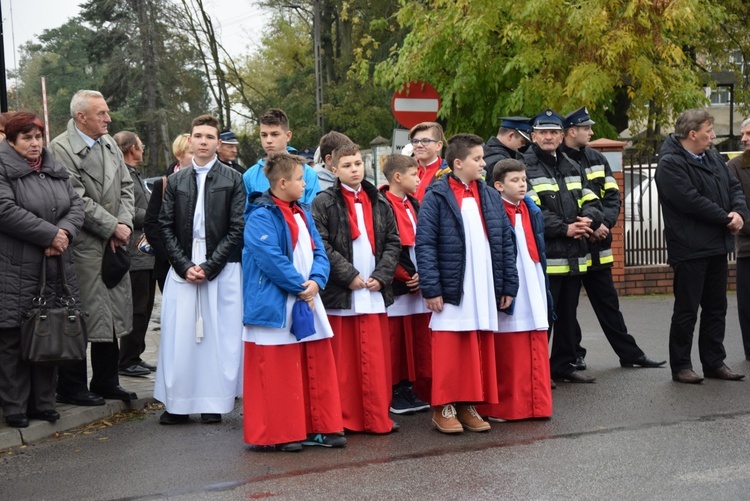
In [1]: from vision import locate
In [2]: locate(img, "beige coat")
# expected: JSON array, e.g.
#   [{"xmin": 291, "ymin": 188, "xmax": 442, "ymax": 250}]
[{"xmin": 49, "ymin": 119, "xmax": 135, "ymax": 342}]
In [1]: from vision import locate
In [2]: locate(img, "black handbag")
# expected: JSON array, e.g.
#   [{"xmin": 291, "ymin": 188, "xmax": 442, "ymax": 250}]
[
  {"xmin": 21, "ymin": 255, "xmax": 87, "ymax": 366},
  {"xmin": 102, "ymin": 245, "xmax": 131, "ymax": 288}
]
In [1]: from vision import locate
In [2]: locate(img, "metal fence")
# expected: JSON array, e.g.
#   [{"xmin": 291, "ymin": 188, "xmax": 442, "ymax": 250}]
[{"xmin": 622, "ymin": 151, "xmax": 668, "ymax": 266}]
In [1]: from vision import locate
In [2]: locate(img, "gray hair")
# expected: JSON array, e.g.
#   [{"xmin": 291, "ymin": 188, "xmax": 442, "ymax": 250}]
[
  {"xmin": 70, "ymin": 90, "xmax": 104, "ymax": 118},
  {"xmin": 742, "ymin": 118, "xmax": 750, "ymax": 129},
  {"xmin": 113, "ymin": 131, "xmax": 139, "ymax": 155},
  {"xmin": 674, "ymin": 108, "xmax": 714, "ymax": 138}
]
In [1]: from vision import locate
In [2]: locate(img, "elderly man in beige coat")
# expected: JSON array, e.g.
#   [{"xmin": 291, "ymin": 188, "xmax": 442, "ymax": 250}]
[{"xmin": 49, "ymin": 90, "xmax": 137, "ymax": 406}]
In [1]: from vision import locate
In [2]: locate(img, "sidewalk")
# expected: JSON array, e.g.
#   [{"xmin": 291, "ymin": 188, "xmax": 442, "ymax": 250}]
[{"xmin": 0, "ymin": 291, "xmax": 163, "ymax": 450}]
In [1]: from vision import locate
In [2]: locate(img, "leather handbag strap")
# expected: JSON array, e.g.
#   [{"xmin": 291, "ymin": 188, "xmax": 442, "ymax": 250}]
[
  {"xmin": 161, "ymin": 176, "xmax": 167, "ymax": 199},
  {"xmin": 34, "ymin": 255, "xmax": 74, "ymax": 306}
]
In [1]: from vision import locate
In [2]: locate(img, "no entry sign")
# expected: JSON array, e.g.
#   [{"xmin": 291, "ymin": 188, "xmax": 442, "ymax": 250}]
[{"xmin": 391, "ymin": 81, "xmax": 441, "ymax": 129}]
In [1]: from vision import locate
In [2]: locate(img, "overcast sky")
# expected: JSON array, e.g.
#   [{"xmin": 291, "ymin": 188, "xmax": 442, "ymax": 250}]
[{"xmin": 1, "ymin": 0, "xmax": 270, "ymax": 73}]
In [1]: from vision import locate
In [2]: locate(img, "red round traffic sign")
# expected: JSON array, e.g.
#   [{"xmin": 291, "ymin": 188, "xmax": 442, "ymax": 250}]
[{"xmin": 391, "ymin": 81, "xmax": 441, "ymax": 129}]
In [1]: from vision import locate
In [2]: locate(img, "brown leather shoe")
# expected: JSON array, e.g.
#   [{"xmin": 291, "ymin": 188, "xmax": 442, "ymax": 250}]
[
  {"xmin": 704, "ymin": 365, "xmax": 745, "ymax": 381},
  {"xmin": 432, "ymin": 404, "xmax": 463, "ymax": 433},
  {"xmin": 671, "ymin": 368, "xmax": 704, "ymax": 384},
  {"xmin": 456, "ymin": 404, "xmax": 491, "ymax": 432}
]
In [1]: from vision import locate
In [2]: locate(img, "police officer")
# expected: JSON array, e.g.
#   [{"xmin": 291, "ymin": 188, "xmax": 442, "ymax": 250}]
[
  {"xmin": 483, "ymin": 116, "xmax": 533, "ymax": 181},
  {"xmin": 217, "ymin": 129, "xmax": 246, "ymax": 174},
  {"xmin": 525, "ymin": 109, "xmax": 602, "ymax": 383},
  {"xmin": 562, "ymin": 107, "xmax": 666, "ymax": 370}
]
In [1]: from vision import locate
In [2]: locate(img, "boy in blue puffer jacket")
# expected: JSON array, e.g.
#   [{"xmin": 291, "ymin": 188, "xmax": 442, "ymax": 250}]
[
  {"xmin": 242, "ymin": 152, "xmax": 345, "ymax": 452},
  {"xmin": 415, "ymin": 133, "xmax": 518, "ymax": 434}
]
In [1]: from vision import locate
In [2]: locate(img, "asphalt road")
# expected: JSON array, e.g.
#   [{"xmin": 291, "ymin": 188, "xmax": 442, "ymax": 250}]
[{"xmin": 2, "ymin": 294, "xmax": 750, "ymax": 500}]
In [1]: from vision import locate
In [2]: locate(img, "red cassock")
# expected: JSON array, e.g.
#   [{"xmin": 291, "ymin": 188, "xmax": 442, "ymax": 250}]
[
  {"xmin": 329, "ymin": 313, "xmax": 394, "ymax": 433},
  {"xmin": 430, "ymin": 330, "xmax": 499, "ymax": 406},
  {"xmin": 476, "ymin": 330, "xmax": 552, "ymax": 420},
  {"xmin": 243, "ymin": 339, "xmax": 343, "ymax": 446},
  {"xmin": 388, "ymin": 312, "xmax": 432, "ymax": 385}
]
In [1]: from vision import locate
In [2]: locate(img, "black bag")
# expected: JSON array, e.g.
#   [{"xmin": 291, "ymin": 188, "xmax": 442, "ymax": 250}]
[
  {"xmin": 102, "ymin": 245, "xmax": 130, "ymax": 288},
  {"xmin": 21, "ymin": 256, "xmax": 87, "ymax": 366}
]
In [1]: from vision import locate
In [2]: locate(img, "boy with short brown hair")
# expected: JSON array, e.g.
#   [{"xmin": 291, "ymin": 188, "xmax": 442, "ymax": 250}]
[
  {"xmin": 415, "ymin": 133, "xmax": 518, "ymax": 434},
  {"xmin": 242, "ymin": 152, "xmax": 345, "ymax": 452},
  {"xmin": 408, "ymin": 122, "xmax": 448, "ymax": 201},
  {"xmin": 312, "ymin": 144, "xmax": 401, "ymax": 434},
  {"xmin": 380, "ymin": 154, "xmax": 432, "ymax": 415}
]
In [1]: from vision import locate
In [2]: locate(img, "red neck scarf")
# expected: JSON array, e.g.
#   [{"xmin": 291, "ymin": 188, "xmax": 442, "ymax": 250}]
[
  {"xmin": 385, "ymin": 191, "xmax": 416, "ymax": 246},
  {"xmin": 27, "ymin": 156, "xmax": 42, "ymax": 173},
  {"xmin": 448, "ymin": 176, "xmax": 487, "ymax": 236},
  {"xmin": 271, "ymin": 195, "xmax": 314, "ymax": 250},
  {"xmin": 416, "ymin": 156, "xmax": 442, "ymax": 202},
  {"xmin": 503, "ymin": 198, "xmax": 540, "ymax": 263},
  {"xmin": 340, "ymin": 185, "xmax": 376, "ymax": 254}
]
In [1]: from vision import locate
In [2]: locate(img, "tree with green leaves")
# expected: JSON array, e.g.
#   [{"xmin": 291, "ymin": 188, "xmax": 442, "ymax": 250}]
[{"xmin": 368, "ymin": 0, "xmax": 747, "ymax": 144}]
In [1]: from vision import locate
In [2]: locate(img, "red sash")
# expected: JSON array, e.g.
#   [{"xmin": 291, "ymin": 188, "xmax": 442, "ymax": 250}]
[{"xmin": 340, "ymin": 186, "xmax": 376, "ymax": 254}]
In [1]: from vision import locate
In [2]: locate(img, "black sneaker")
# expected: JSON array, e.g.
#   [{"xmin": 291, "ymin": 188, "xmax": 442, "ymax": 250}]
[
  {"xmin": 404, "ymin": 385, "xmax": 431, "ymax": 412},
  {"xmin": 301, "ymin": 433, "xmax": 347, "ymax": 448},
  {"xmin": 390, "ymin": 386, "xmax": 416, "ymax": 415},
  {"xmin": 275, "ymin": 442, "xmax": 303, "ymax": 452}
]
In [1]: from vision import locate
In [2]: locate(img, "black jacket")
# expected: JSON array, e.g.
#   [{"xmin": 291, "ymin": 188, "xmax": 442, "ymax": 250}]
[
  {"xmin": 727, "ymin": 152, "xmax": 750, "ymax": 258},
  {"xmin": 159, "ymin": 160, "xmax": 245, "ymax": 281},
  {"xmin": 415, "ymin": 175, "xmax": 518, "ymax": 306},
  {"xmin": 524, "ymin": 144, "xmax": 604, "ymax": 275},
  {"xmin": 312, "ymin": 179, "xmax": 401, "ymax": 309},
  {"xmin": 561, "ymin": 143, "xmax": 619, "ymax": 269},
  {"xmin": 655, "ymin": 134, "xmax": 748, "ymax": 265},
  {"xmin": 483, "ymin": 136, "xmax": 525, "ymax": 182},
  {"xmin": 143, "ymin": 177, "xmax": 170, "ymax": 285},
  {"xmin": 379, "ymin": 186, "xmax": 421, "ymax": 297}
]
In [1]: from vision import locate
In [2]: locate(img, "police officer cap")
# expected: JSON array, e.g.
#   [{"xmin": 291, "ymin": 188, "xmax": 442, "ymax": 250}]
[
  {"xmin": 499, "ymin": 116, "xmax": 533, "ymax": 141},
  {"xmin": 219, "ymin": 130, "xmax": 239, "ymax": 144},
  {"xmin": 563, "ymin": 106, "xmax": 596, "ymax": 128},
  {"xmin": 532, "ymin": 109, "xmax": 564, "ymax": 130}
]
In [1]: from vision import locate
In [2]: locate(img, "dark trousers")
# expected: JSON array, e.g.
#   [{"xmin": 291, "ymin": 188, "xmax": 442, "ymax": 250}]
[
  {"xmin": 0, "ymin": 327, "xmax": 57, "ymax": 415},
  {"xmin": 735, "ymin": 257, "xmax": 750, "ymax": 357},
  {"xmin": 575, "ymin": 267, "xmax": 644, "ymax": 362},
  {"xmin": 119, "ymin": 270, "xmax": 156, "ymax": 369},
  {"xmin": 57, "ymin": 330, "xmax": 120, "ymax": 395},
  {"xmin": 549, "ymin": 275, "xmax": 582, "ymax": 377},
  {"xmin": 669, "ymin": 255, "xmax": 728, "ymax": 373}
]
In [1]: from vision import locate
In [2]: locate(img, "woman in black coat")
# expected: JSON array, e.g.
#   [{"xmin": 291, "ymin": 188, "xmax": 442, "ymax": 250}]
[{"xmin": 0, "ymin": 112, "xmax": 84, "ymax": 428}]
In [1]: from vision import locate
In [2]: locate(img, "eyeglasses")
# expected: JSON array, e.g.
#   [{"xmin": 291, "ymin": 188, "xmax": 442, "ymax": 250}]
[{"xmin": 410, "ymin": 138, "xmax": 440, "ymax": 146}]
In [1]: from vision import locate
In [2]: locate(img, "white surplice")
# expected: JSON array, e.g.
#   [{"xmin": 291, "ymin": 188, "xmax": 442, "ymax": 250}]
[
  {"xmin": 429, "ymin": 197, "xmax": 498, "ymax": 332},
  {"xmin": 154, "ymin": 161, "xmax": 243, "ymax": 414},
  {"xmin": 496, "ymin": 211, "xmax": 548, "ymax": 333},
  {"xmin": 327, "ymin": 190, "xmax": 386, "ymax": 316},
  {"xmin": 387, "ymin": 206, "xmax": 429, "ymax": 317},
  {"xmin": 243, "ymin": 213, "xmax": 334, "ymax": 345}
]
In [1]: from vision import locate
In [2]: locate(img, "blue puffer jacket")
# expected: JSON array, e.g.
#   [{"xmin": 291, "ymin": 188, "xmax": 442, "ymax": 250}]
[
  {"xmin": 415, "ymin": 175, "xmax": 519, "ymax": 307},
  {"xmin": 242, "ymin": 191, "xmax": 329, "ymax": 328}
]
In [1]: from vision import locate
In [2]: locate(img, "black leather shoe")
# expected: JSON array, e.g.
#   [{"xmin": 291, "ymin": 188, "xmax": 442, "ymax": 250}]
[
  {"xmin": 56, "ymin": 391, "xmax": 106, "ymax": 406},
  {"xmin": 620, "ymin": 355, "xmax": 667, "ymax": 368},
  {"xmin": 574, "ymin": 357, "xmax": 587, "ymax": 371},
  {"xmin": 138, "ymin": 360, "xmax": 157, "ymax": 372},
  {"xmin": 29, "ymin": 410, "xmax": 60, "ymax": 422},
  {"xmin": 118, "ymin": 364, "xmax": 151, "ymax": 377},
  {"xmin": 159, "ymin": 411, "xmax": 190, "ymax": 425},
  {"xmin": 200, "ymin": 413, "xmax": 222, "ymax": 424},
  {"xmin": 91, "ymin": 386, "xmax": 137, "ymax": 402},
  {"xmin": 672, "ymin": 368, "xmax": 704, "ymax": 384},
  {"xmin": 704, "ymin": 365, "xmax": 745, "ymax": 381},
  {"xmin": 5, "ymin": 413, "xmax": 29, "ymax": 428},
  {"xmin": 553, "ymin": 370, "xmax": 596, "ymax": 383}
]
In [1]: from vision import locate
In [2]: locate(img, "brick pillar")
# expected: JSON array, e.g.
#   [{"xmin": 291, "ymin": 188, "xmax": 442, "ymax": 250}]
[{"xmin": 588, "ymin": 138, "xmax": 628, "ymax": 294}]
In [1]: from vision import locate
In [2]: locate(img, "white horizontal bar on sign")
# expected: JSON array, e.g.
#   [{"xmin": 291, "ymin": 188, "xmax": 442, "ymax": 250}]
[{"xmin": 393, "ymin": 98, "xmax": 440, "ymax": 113}]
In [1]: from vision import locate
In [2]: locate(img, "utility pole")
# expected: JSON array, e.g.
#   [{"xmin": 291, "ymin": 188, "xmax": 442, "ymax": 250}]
[
  {"xmin": 313, "ymin": 0, "xmax": 324, "ymax": 132},
  {"xmin": 0, "ymin": 3, "xmax": 9, "ymax": 112}
]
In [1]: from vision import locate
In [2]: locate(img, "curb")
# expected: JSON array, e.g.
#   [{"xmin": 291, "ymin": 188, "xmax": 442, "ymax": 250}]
[{"xmin": 0, "ymin": 397, "xmax": 155, "ymax": 451}]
